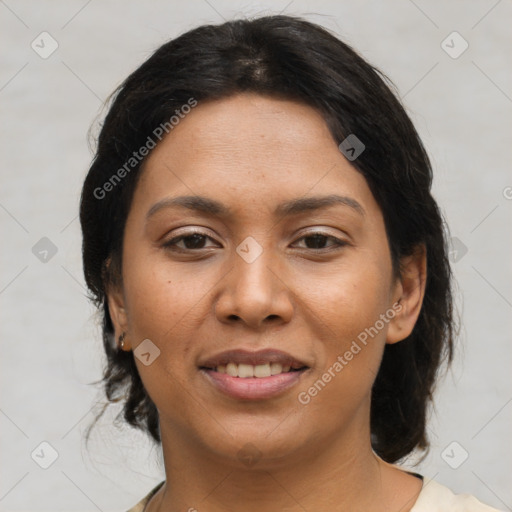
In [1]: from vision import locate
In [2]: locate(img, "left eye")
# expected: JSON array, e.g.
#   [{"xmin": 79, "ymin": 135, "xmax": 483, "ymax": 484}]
[
  {"xmin": 292, "ymin": 233, "xmax": 347, "ymax": 250},
  {"xmin": 163, "ymin": 232, "xmax": 217, "ymax": 251},
  {"xmin": 162, "ymin": 231, "xmax": 347, "ymax": 252}
]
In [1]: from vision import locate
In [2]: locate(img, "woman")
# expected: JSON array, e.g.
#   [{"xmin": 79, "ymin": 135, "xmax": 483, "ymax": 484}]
[{"xmin": 80, "ymin": 14, "xmax": 502, "ymax": 512}]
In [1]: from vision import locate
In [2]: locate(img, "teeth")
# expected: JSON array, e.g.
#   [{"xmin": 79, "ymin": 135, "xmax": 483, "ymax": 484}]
[
  {"xmin": 238, "ymin": 364, "xmax": 254, "ymax": 378},
  {"xmin": 226, "ymin": 362, "xmax": 238, "ymax": 377},
  {"xmin": 254, "ymin": 363, "xmax": 271, "ymax": 378},
  {"xmin": 214, "ymin": 362, "xmax": 299, "ymax": 378},
  {"xmin": 270, "ymin": 362, "xmax": 283, "ymax": 375}
]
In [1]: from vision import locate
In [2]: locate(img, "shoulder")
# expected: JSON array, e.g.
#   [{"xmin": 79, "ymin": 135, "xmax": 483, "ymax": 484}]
[
  {"xmin": 126, "ymin": 481, "xmax": 165, "ymax": 512},
  {"xmin": 411, "ymin": 477, "xmax": 504, "ymax": 512}
]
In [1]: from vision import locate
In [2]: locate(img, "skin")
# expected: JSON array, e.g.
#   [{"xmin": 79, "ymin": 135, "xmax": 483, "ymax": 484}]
[{"xmin": 107, "ymin": 93, "xmax": 427, "ymax": 511}]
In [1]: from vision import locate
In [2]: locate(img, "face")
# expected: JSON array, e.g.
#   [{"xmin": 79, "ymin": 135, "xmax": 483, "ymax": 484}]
[{"xmin": 108, "ymin": 93, "xmax": 424, "ymax": 468}]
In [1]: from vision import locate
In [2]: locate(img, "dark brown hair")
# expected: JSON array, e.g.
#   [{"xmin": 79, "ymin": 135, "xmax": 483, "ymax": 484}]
[{"xmin": 80, "ymin": 14, "xmax": 455, "ymax": 463}]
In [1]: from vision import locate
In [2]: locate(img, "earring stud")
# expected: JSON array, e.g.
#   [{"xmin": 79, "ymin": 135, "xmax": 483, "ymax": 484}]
[{"xmin": 118, "ymin": 332, "xmax": 126, "ymax": 350}]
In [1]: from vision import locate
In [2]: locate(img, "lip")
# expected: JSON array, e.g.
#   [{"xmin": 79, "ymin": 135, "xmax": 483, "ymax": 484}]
[
  {"xmin": 198, "ymin": 348, "xmax": 309, "ymax": 369},
  {"xmin": 200, "ymin": 367, "xmax": 308, "ymax": 400},
  {"xmin": 198, "ymin": 348, "xmax": 311, "ymax": 401}
]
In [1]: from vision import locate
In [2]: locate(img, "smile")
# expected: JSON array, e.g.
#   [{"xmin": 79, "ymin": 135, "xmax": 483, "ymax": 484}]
[
  {"xmin": 200, "ymin": 367, "xmax": 309, "ymax": 400},
  {"xmin": 209, "ymin": 362, "xmax": 305, "ymax": 378},
  {"xmin": 198, "ymin": 348, "xmax": 310, "ymax": 400}
]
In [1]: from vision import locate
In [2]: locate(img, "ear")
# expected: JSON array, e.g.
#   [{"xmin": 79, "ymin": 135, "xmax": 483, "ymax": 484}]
[
  {"xmin": 104, "ymin": 260, "xmax": 131, "ymax": 350},
  {"xmin": 386, "ymin": 244, "xmax": 427, "ymax": 344}
]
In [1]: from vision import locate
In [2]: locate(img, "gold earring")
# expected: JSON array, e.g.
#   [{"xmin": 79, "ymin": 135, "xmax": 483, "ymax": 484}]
[{"xmin": 118, "ymin": 332, "xmax": 126, "ymax": 350}]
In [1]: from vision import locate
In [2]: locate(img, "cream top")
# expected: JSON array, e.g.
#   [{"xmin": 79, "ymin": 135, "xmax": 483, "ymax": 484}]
[{"xmin": 126, "ymin": 474, "xmax": 504, "ymax": 512}]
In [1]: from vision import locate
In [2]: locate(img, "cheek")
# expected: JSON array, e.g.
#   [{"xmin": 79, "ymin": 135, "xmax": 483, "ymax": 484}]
[
  {"xmin": 296, "ymin": 254, "xmax": 392, "ymax": 341},
  {"xmin": 120, "ymin": 261, "xmax": 204, "ymax": 404},
  {"xmin": 123, "ymin": 260, "xmax": 201, "ymax": 406},
  {"xmin": 296, "ymin": 253, "xmax": 392, "ymax": 396},
  {"xmin": 123, "ymin": 250, "xmax": 205, "ymax": 338}
]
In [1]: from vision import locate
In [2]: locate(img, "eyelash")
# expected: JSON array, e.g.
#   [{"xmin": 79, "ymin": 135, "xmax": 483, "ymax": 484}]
[{"xmin": 162, "ymin": 230, "xmax": 348, "ymax": 253}]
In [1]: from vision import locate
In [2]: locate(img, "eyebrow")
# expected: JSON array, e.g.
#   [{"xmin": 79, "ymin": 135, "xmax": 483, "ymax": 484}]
[{"xmin": 146, "ymin": 193, "xmax": 365, "ymax": 221}]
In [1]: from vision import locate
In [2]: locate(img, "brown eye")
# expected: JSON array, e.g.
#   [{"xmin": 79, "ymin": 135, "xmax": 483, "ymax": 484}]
[
  {"xmin": 163, "ymin": 231, "xmax": 218, "ymax": 251},
  {"xmin": 293, "ymin": 232, "xmax": 348, "ymax": 251}
]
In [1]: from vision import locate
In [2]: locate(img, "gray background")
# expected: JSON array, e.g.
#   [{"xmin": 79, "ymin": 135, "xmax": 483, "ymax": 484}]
[{"xmin": 1, "ymin": 1, "xmax": 511, "ymax": 510}]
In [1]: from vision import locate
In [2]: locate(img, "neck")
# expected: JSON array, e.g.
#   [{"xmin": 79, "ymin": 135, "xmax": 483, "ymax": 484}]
[{"xmin": 147, "ymin": 416, "xmax": 422, "ymax": 512}]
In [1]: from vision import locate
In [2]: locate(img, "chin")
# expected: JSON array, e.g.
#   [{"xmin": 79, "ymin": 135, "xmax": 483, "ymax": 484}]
[{"xmin": 194, "ymin": 418, "xmax": 313, "ymax": 469}]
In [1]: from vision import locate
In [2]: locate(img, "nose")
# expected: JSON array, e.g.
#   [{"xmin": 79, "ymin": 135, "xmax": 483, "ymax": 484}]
[{"xmin": 214, "ymin": 243, "xmax": 294, "ymax": 329}]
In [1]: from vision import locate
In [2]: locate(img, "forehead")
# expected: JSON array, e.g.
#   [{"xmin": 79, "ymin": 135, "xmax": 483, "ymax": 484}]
[{"xmin": 132, "ymin": 93, "xmax": 379, "ymax": 221}]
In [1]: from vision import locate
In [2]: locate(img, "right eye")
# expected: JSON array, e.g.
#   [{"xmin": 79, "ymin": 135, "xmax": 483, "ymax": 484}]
[{"xmin": 162, "ymin": 231, "xmax": 219, "ymax": 252}]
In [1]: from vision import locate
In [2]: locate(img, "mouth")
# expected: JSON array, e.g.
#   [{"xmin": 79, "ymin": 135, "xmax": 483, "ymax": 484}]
[
  {"xmin": 198, "ymin": 349, "xmax": 310, "ymax": 400},
  {"xmin": 200, "ymin": 362, "xmax": 308, "ymax": 378}
]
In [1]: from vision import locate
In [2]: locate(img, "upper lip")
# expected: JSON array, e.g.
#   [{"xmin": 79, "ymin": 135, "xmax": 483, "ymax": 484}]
[{"xmin": 199, "ymin": 349, "xmax": 310, "ymax": 370}]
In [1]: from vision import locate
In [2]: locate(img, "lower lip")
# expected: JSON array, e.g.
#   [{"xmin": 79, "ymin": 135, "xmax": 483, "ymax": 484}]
[{"xmin": 200, "ymin": 368, "xmax": 307, "ymax": 400}]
